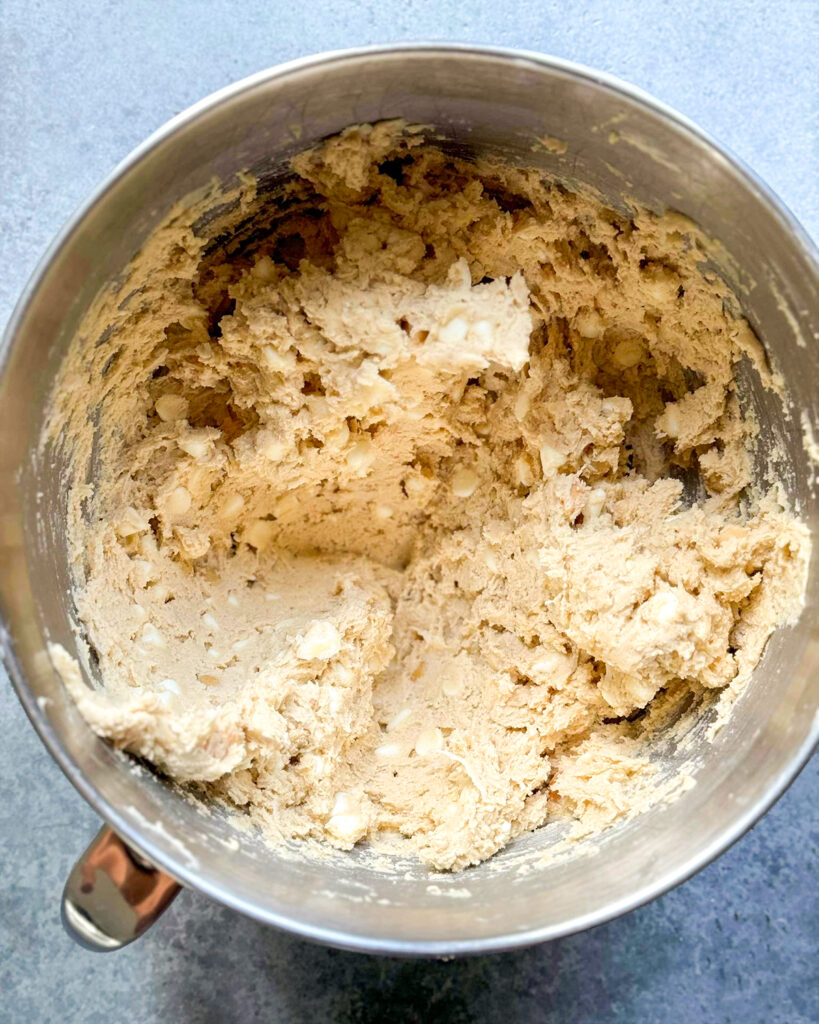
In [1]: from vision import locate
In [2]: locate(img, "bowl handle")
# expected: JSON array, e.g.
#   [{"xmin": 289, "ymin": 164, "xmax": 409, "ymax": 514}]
[{"xmin": 61, "ymin": 825, "xmax": 181, "ymax": 950}]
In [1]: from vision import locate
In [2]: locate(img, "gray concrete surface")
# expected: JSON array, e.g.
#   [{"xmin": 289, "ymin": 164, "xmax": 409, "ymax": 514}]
[{"xmin": 1, "ymin": 1, "xmax": 817, "ymax": 1021}]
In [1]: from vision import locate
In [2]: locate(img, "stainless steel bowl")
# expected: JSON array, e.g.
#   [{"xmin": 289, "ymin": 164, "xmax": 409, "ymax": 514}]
[{"xmin": 2, "ymin": 44, "xmax": 817, "ymax": 956}]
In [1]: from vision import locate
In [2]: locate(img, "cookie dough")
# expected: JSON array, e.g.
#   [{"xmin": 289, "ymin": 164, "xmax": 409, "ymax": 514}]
[{"xmin": 48, "ymin": 123, "xmax": 809, "ymax": 870}]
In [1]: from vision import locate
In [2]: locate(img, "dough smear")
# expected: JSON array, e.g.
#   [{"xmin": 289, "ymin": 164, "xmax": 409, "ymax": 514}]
[{"xmin": 48, "ymin": 123, "xmax": 809, "ymax": 870}]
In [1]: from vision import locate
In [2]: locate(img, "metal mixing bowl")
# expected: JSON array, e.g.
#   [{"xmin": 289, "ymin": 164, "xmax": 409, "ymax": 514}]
[{"xmin": 2, "ymin": 44, "xmax": 817, "ymax": 955}]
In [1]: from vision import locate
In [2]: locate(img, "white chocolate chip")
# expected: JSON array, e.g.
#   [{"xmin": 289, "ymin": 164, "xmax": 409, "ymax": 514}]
[
  {"xmin": 159, "ymin": 677, "xmax": 180, "ymax": 694},
  {"xmin": 513, "ymin": 392, "xmax": 531, "ymax": 421},
  {"xmin": 130, "ymin": 558, "xmax": 154, "ymax": 587},
  {"xmin": 260, "ymin": 435, "xmax": 288, "ymax": 461},
  {"xmin": 326, "ymin": 812, "xmax": 365, "ymax": 841},
  {"xmin": 347, "ymin": 438, "xmax": 375, "ymax": 474},
  {"xmin": 414, "ymin": 726, "xmax": 444, "ymax": 757},
  {"xmin": 227, "ymin": 593, "xmax": 239, "ymax": 608},
  {"xmin": 661, "ymin": 404, "xmax": 681, "ymax": 439},
  {"xmin": 221, "ymin": 493, "xmax": 245, "ymax": 519},
  {"xmin": 305, "ymin": 753, "xmax": 326, "ymax": 777},
  {"xmin": 643, "ymin": 274, "xmax": 678, "ymax": 304},
  {"xmin": 178, "ymin": 431, "xmax": 213, "ymax": 460},
  {"xmin": 514, "ymin": 454, "xmax": 535, "ymax": 487},
  {"xmin": 334, "ymin": 664, "xmax": 354, "ymax": 686},
  {"xmin": 451, "ymin": 466, "xmax": 479, "ymax": 497},
  {"xmin": 326, "ymin": 792, "xmax": 368, "ymax": 839},
  {"xmin": 155, "ymin": 393, "xmax": 189, "ymax": 422},
  {"xmin": 164, "ymin": 485, "xmax": 191, "ymax": 517},
  {"xmin": 331, "ymin": 791, "xmax": 355, "ymax": 815},
  {"xmin": 375, "ymin": 504, "xmax": 393, "ymax": 520},
  {"xmin": 324, "ymin": 422, "xmax": 350, "ymax": 451},
  {"xmin": 601, "ymin": 397, "xmax": 626, "ymax": 416},
  {"xmin": 243, "ymin": 519, "xmax": 274, "ymax": 550},
  {"xmin": 116, "ymin": 506, "xmax": 150, "ymax": 538},
  {"xmin": 386, "ymin": 708, "xmax": 413, "ymax": 732},
  {"xmin": 175, "ymin": 529, "xmax": 209, "ymax": 560},
  {"xmin": 231, "ymin": 637, "xmax": 251, "ymax": 651},
  {"xmin": 403, "ymin": 472, "xmax": 432, "ymax": 501},
  {"xmin": 253, "ymin": 255, "xmax": 275, "ymax": 281},
  {"xmin": 539, "ymin": 442, "xmax": 565, "ymax": 476},
  {"xmin": 585, "ymin": 487, "xmax": 606, "ymax": 519},
  {"xmin": 139, "ymin": 623, "xmax": 165, "ymax": 648},
  {"xmin": 375, "ymin": 742, "xmax": 402, "ymax": 759},
  {"xmin": 202, "ymin": 612, "xmax": 219, "ymax": 631},
  {"xmin": 150, "ymin": 583, "xmax": 170, "ymax": 604},
  {"xmin": 262, "ymin": 345, "xmax": 294, "ymax": 373},
  {"xmin": 613, "ymin": 336, "xmax": 644, "ymax": 368},
  {"xmin": 473, "ymin": 320, "xmax": 494, "ymax": 345},
  {"xmin": 359, "ymin": 371, "xmax": 394, "ymax": 409},
  {"xmin": 439, "ymin": 316, "xmax": 469, "ymax": 344},
  {"xmin": 295, "ymin": 620, "xmax": 342, "ymax": 661},
  {"xmin": 531, "ymin": 651, "xmax": 573, "ymax": 686}
]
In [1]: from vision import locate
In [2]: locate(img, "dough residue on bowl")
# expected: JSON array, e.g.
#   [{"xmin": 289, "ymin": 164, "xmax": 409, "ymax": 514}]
[{"xmin": 47, "ymin": 122, "xmax": 810, "ymax": 870}]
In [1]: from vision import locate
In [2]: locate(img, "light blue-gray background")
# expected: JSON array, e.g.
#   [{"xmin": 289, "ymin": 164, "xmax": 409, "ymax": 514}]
[{"xmin": 1, "ymin": 2, "xmax": 817, "ymax": 1022}]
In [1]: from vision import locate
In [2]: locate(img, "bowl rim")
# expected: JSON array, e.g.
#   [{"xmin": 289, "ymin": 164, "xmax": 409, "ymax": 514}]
[{"xmin": 3, "ymin": 41, "xmax": 818, "ymax": 956}]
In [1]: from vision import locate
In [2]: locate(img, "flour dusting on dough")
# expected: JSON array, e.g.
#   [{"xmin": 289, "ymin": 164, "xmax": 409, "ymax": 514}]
[{"xmin": 47, "ymin": 122, "xmax": 809, "ymax": 871}]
